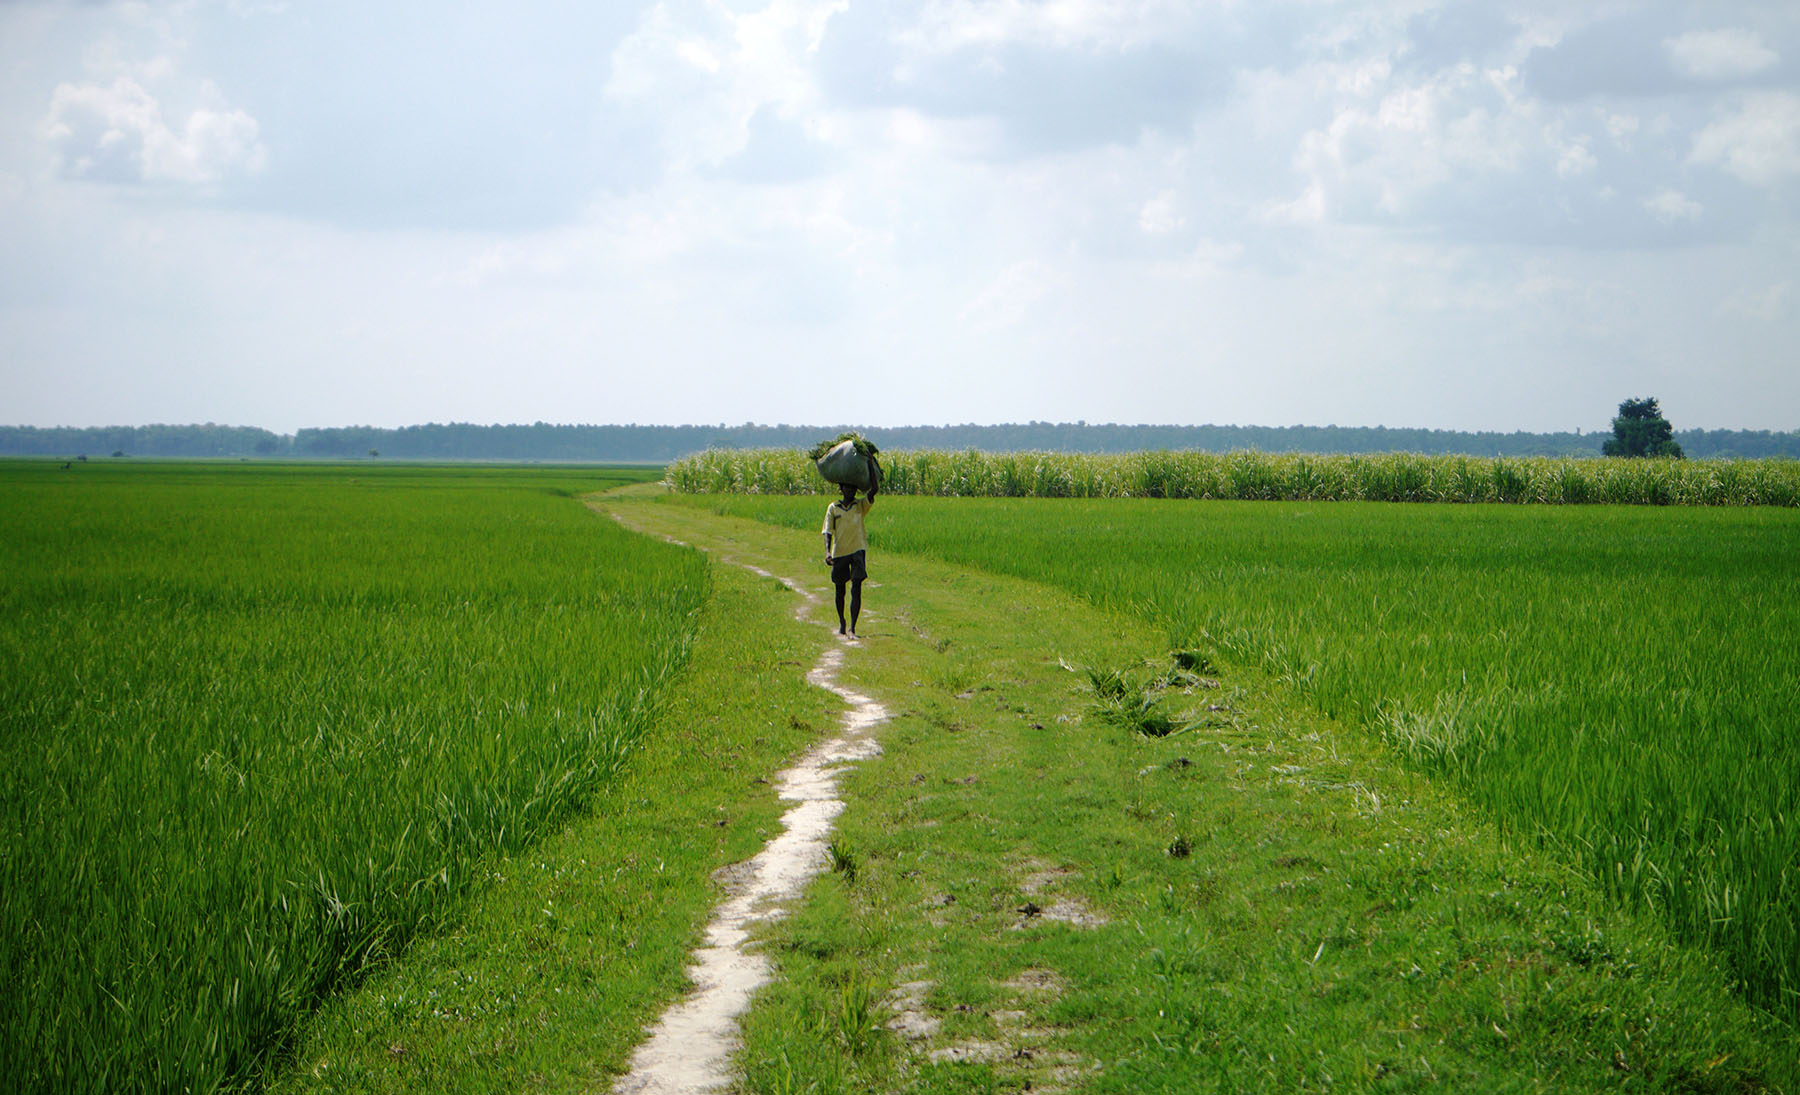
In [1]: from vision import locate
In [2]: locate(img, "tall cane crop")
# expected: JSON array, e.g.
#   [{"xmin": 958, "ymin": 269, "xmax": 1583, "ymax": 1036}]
[{"xmin": 670, "ymin": 448, "xmax": 1800, "ymax": 506}]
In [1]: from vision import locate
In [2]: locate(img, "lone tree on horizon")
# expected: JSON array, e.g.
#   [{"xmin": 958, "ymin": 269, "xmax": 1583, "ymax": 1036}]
[{"xmin": 1603, "ymin": 397, "xmax": 1684, "ymax": 458}]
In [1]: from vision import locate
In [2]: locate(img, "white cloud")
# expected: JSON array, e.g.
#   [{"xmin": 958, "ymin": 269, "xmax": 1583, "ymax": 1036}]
[
  {"xmin": 675, "ymin": 38, "xmax": 724, "ymax": 74},
  {"xmin": 960, "ymin": 259, "xmax": 1065, "ymax": 331},
  {"xmin": 1665, "ymin": 28, "xmax": 1779, "ymax": 83},
  {"xmin": 1263, "ymin": 181, "xmax": 1324, "ymax": 225},
  {"xmin": 1643, "ymin": 188, "xmax": 1701, "ymax": 222},
  {"xmin": 604, "ymin": 0, "xmax": 846, "ymax": 176},
  {"xmin": 1602, "ymin": 111, "xmax": 1640, "ymax": 143},
  {"xmin": 1555, "ymin": 138, "xmax": 1596, "ymax": 177},
  {"xmin": 1692, "ymin": 92, "xmax": 1800, "ymax": 186},
  {"xmin": 1152, "ymin": 235, "xmax": 1242, "ymax": 279},
  {"xmin": 1717, "ymin": 281, "xmax": 1791, "ymax": 322},
  {"xmin": 6, "ymin": 0, "xmax": 1800, "ymax": 435},
  {"xmin": 904, "ymin": 0, "xmax": 1193, "ymax": 53},
  {"xmin": 1284, "ymin": 66, "xmax": 1543, "ymax": 222},
  {"xmin": 41, "ymin": 73, "xmax": 264, "ymax": 185},
  {"xmin": 1137, "ymin": 188, "xmax": 1183, "ymax": 234}
]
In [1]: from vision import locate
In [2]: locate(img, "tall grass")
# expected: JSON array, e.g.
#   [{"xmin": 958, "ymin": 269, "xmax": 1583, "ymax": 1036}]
[
  {"xmin": 668, "ymin": 447, "xmax": 1800, "ymax": 505},
  {"xmin": 0, "ymin": 462, "xmax": 701, "ymax": 1094},
  {"xmin": 665, "ymin": 491, "xmax": 1800, "ymax": 1022}
]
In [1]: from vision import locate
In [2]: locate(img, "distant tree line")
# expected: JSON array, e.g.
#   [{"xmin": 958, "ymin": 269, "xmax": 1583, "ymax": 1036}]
[
  {"xmin": 3, "ymin": 421, "xmax": 1797, "ymax": 461},
  {"xmin": 0, "ymin": 423, "xmax": 288, "ymax": 458}
]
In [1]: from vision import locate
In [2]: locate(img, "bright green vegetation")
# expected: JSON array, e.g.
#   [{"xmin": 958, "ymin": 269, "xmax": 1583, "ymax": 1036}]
[
  {"xmin": 668, "ymin": 448, "xmax": 1800, "ymax": 505},
  {"xmin": 0, "ymin": 461, "xmax": 699, "ymax": 1094},
  {"xmin": 668, "ymin": 493, "xmax": 1800, "ymax": 1026},
  {"xmin": 13, "ymin": 458, "xmax": 1795, "ymax": 1093},
  {"xmin": 269, "ymin": 498, "xmax": 841, "ymax": 1093},
  {"xmin": 629, "ymin": 499, "xmax": 1799, "ymax": 1093}
]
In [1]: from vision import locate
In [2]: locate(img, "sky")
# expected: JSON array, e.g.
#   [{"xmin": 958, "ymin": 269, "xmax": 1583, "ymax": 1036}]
[{"xmin": 1, "ymin": 0, "xmax": 1797, "ymax": 434}]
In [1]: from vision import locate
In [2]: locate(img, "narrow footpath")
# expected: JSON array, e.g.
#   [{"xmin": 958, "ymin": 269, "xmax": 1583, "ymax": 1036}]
[{"xmin": 604, "ymin": 509, "xmax": 888, "ymax": 1094}]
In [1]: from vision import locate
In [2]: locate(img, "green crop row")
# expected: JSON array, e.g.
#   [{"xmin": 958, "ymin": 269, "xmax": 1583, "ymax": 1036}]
[
  {"xmin": 668, "ymin": 492, "xmax": 1800, "ymax": 1023},
  {"xmin": 0, "ymin": 462, "xmax": 697, "ymax": 1094},
  {"xmin": 668, "ymin": 447, "xmax": 1800, "ymax": 505}
]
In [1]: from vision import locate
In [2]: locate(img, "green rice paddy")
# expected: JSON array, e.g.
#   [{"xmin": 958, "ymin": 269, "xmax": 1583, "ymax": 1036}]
[
  {"xmin": 8, "ymin": 454, "xmax": 1797, "ymax": 1093},
  {"xmin": 0, "ymin": 462, "xmax": 698, "ymax": 1093}
]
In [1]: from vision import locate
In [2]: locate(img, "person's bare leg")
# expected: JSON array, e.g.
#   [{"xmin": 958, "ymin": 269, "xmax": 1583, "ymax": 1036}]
[
  {"xmin": 834, "ymin": 581, "xmax": 848, "ymax": 634},
  {"xmin": 849, "ymin": 578, "xmax": 862, "ymax": 637}
]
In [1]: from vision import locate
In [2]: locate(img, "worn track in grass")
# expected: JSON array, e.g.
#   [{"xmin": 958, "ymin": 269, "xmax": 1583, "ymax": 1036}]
[{"xmin": 605, "ymin": 506, "xmax": 889, "ymax": 1093}]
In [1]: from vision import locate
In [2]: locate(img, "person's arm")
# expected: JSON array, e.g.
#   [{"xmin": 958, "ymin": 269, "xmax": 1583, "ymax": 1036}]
[{"xmin": 822, "ymin": 510, "xmax": 835, "ymax": 563}]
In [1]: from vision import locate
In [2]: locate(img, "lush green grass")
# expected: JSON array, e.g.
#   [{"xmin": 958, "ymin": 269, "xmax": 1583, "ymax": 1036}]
[
  {"xmin": 0, "ymin": 461, "xmax": 698, "ymax": 1094},
  {"xmin": 667, "ymin": 492, "xmax": 1800, "ymax": 1025},
  {"xmin": 267, "ymin": 498, "xmax": 841, "ymax": 1093},
  {"xmin": 630, "ymin": 498, "xmax": 1798, "ymax": 1093},
  {"xmin": 669, "ymin": 448, "xmax": 1800, "ymax": 505}
]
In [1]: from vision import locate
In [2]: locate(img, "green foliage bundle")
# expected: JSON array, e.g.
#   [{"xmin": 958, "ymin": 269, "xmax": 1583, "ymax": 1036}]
[
  {"xmin": 0, "ymin": 462, "xmax": 701, "ymax": 1094},
  {"xmin": 668, "ymin": 447, "xmax": 1800, "ymax": 505},
  {"xmin": 805, "ymin": 432, "xmax": 880, "ymax": 461}
]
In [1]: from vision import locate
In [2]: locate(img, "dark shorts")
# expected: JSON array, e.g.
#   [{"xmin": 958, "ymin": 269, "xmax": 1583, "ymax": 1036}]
[{"xmin": 831, "ymin": 550, "xmax": 867, "ymax": 584}]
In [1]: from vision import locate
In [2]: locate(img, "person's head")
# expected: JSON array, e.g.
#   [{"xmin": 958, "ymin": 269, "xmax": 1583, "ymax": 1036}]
[{"xmin": 839, "ymin": 483, "xmax": 857, "ymax": 504}]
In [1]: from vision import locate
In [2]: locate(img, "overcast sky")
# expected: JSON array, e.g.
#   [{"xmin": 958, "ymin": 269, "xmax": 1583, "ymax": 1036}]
[{"xmin": 2, "ymin": 1, "xmax": 1796, "ymax": 433}]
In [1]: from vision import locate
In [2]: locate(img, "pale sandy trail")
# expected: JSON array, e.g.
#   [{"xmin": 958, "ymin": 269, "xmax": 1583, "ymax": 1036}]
[{"xmin": 603, "ymin": 512, "xmax": 886, "ymax": 1095}]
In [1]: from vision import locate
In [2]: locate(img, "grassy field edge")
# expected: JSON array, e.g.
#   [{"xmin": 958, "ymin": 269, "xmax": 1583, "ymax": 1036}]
[{"xmin": 267, "ymin": 499, "xmax": 842, "ymax": 1093}]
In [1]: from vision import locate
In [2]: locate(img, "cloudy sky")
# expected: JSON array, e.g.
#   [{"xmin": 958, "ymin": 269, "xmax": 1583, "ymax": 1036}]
[{"xmin": 2, "ymin": 1, "xmax": 1796, "ymax": 433}]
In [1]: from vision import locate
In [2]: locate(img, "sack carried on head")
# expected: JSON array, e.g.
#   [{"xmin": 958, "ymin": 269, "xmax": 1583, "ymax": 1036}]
[{"xmin": 816, "ymin": 440, "xmax": 881, "ymax": 490}]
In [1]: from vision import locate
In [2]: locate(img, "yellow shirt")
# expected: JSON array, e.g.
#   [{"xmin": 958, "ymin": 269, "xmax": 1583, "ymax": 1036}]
[{"xmin": 822, "ymin": 497, "xmax": 873, "ymax": 556}]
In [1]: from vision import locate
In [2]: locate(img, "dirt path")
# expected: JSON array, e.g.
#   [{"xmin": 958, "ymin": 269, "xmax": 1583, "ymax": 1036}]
[
  {"xmin": 604, "ymin": 509, "xmax": 887, "ymax": 1094},
  {"xmin": 592, "ymin": 496, "xmax": 1151, "ymax": 1092}
]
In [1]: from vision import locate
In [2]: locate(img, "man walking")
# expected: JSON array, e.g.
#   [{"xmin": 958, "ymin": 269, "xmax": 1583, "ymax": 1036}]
[{"xmin": 822, "ymin": 479, "xmax": 876, "ymax": 638}]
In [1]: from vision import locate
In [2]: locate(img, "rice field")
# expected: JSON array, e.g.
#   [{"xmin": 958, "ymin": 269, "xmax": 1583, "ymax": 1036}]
[
  {"xmin": 668, "ymin": 447, "xmax": 1800, "ymax": 505},
  {"xmin": 665, "ymin": 489, "xmax": 1800, "ymax": 1022},
  {"xmin": 0, "ymin": 461, "xmax": 701, "ymax": 1094}
]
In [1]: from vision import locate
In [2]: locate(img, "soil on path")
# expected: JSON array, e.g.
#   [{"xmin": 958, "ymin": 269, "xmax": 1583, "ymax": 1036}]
[{"xmin": 604, "ymin": 505, "xmax": 887, "ymax": 1094}]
